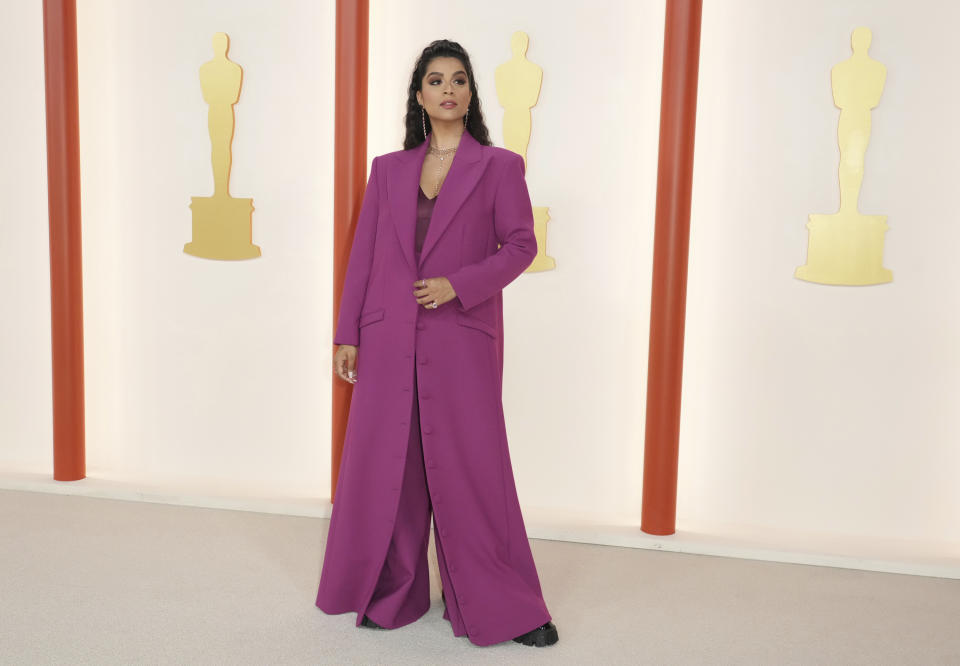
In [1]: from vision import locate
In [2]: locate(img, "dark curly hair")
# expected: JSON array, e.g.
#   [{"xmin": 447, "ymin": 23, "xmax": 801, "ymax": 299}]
[{"xmin": 403, "ymin": 39, "xmax": 493, "ymax": 150}]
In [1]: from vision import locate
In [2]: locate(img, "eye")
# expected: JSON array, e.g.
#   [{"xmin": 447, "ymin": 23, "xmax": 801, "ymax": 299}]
[{"xmin": 455, "ymin": 78, "xmax": 467, "ymax": 85}]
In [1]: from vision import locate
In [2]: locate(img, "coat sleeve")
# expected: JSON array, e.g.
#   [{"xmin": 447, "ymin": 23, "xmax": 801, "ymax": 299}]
[
  {"xmin": 333, "ymin": 155, "xmax": 381, "ymax": 346},
  {"xmin": 446, "ymin": 153, "xmax": 538, "ymax": 312}
]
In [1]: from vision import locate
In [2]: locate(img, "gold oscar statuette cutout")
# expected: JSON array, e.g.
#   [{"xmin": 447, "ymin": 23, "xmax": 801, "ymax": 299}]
[
  {"xmin": 796, "ymin": 27, "xmax": 891, "ymax": 285},
  {"xmin": 496, "ymin": 31, "xmax": 555, "ymax": 272},
  {"xmin": 184, "ymin": 32, "xmax": 261, "ymax": 260}
]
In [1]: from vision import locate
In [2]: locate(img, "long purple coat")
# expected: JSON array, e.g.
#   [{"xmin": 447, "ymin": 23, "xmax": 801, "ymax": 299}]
[{"xmin": 315, "ymin": 130, "xmax": 552, "ymax": 646}]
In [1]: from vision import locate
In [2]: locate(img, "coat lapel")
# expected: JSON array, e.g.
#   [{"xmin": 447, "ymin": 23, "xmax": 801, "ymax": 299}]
[
  {"xmin": 389, "ymin": 130, "xmax": 486, "ymax": 273},
  {"xmin": 418, "ymin": 130, "xmax": 484, "ymax": 269},
  {"xmin": 390, "ymin": 138, "xmax": 429, "ymax": 274}
]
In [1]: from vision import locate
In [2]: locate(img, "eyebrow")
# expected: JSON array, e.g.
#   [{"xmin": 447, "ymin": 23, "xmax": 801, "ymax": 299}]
[{"xmin": 427, "ymin": 71, "xmax": 467, "ymax": 77}]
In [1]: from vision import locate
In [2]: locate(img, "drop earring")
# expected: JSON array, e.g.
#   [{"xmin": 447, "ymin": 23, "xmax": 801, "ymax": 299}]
[
  {"xmin": 464, "ymin": 106, "xmax": 469, "ymax": 127},
  {"xmin": 421, "ymin": 105, "xmax": 428, "ymax": 141}
]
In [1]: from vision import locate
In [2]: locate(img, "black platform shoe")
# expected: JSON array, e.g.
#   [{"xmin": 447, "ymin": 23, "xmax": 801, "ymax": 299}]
[
  {"xmin": 512, "ymin": 621, "xmax": 559, "ymax": 647},
  {"xmin": 360, "ymin": 615, "xmax": 383, "ymax": 629}
]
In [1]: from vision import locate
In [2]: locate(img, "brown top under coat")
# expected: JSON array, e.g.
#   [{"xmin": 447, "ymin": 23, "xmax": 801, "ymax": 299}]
[{"xmin": 415, "ymin": 185, "xmax": 438, "ymax": 261}]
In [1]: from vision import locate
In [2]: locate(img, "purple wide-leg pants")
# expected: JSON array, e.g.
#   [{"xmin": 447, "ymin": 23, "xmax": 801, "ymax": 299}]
[{"xmin": 362, "ymin": 355, "xmax": 468, "ymax": 634}]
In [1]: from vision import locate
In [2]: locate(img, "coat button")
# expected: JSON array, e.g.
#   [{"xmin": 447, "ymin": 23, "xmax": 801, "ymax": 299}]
[
  {"xmin": 416, "ymin": 322, "xmax": 425, "ymax": 330},
  {"xmin": 440, "ymin": 528, "xmax": 448, "ymax": 537},
  {"xmin": 423, "ymin": 425, "xmax": 433, "ymax": 434},
  {"xmin": 418, "ymin": 357, "xmax": 428, "ymax": 365},
  {"xmin": 403, "ymin": 386, "xmax": 410, "ymax": 392},
  {"xmin": 421, "ymin": 392, "xmax": 431, "ymax": 400}
]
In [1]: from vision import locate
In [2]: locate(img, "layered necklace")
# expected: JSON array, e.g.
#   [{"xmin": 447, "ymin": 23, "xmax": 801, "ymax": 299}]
[{"xmin": 426, "ymin": 135, "xmax": 460, "ymax": 198}]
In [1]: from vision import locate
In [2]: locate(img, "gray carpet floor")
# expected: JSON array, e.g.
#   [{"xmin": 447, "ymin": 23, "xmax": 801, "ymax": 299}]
[{"xmin": 2, "ymin": 488, "xmax": 959, "ymax": 665}]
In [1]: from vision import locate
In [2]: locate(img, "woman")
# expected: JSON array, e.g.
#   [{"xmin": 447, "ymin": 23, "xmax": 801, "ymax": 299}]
[{"xmin": 315, "ymin": 39, "xmax": 558, "ymax": 649}]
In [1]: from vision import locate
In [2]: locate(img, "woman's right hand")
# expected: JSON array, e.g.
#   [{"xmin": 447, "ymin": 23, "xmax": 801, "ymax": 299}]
[{"xmin": 334, "ymin": 345, "xmax": 358, "ymax": 384}]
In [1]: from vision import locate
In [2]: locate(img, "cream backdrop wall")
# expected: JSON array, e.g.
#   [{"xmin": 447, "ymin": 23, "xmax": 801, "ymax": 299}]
[
  {"xmin": 1, "ymin": 2, "xmax": 52, "ymax": 474},
  {"xmin": 6, "ymin": 0, "xmax": 955, "ymax": 573},
  {"xmin": 75, "ymin": 0, "xmax": 336, "ymax": 497},
  {"xmin": 681, "ymin": 0, "xmax": 960, "ymax": 552}
]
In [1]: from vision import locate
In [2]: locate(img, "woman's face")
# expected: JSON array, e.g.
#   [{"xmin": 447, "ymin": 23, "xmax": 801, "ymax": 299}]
[{"xmin": 416, "ymin": 57, "xmax": 471, "ymax": 124}]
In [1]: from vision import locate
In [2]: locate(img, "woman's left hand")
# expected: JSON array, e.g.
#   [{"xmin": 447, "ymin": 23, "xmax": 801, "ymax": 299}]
[{"xmin": 413, "ymin": 277, "xmax": 457, "ymax": 309}]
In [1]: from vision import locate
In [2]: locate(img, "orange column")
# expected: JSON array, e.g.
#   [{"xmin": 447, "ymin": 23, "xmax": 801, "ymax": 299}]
[
  {"xmin": 641, "ymin": 0, "xmax": 702, "ymax": 535},
  {"xmin": 43, "ymin": 0, "xmax": 86, "ymax": 481},
  {"xmin": 331, "ymin": 0, "xmax": 369, "ymax": 501}
]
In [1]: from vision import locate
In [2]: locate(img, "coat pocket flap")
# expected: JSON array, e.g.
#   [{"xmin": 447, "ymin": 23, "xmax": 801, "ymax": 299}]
[
  {"xmin": 455, "ymin": 311, "xmax": 496, "ymax": 338},
  {"xmin": 358, "ymin": 308, "xmax": 385, "ymax": 327}
]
